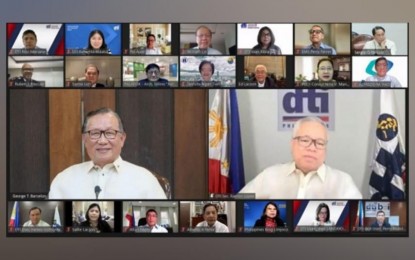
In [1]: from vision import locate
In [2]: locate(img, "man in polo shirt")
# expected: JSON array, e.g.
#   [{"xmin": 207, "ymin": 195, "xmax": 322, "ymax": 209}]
[
  {"xmin": 23, "ymin": 207, "xmax": 50, "ymax": 227},
  {"xmin": 239, "ymin": 116, "xmax": 362, "ymax": 199},
  {"xmin": 48, "ymin": 107, "xmax": 167, "ymax": 199}
]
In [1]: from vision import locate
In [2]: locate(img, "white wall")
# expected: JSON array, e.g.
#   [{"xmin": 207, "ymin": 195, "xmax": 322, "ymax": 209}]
[
  {"xmin": 209, "ymin": 89, "xmax": 406, "ymax": 198},
  {"xmin": 352, "ymin": 23, "xmax": 408, "ymax": 55}
]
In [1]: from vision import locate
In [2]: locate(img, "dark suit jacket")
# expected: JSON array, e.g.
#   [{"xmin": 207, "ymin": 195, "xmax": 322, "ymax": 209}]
[
  {"xmin": 370, "ymin": 221, "xmax": 391, "ymax": 228},
  {"xmin": 137, "ymin": 78, "xmax": 170, "ymax": 87},
  {"xmin": 252, "ymin": 77, "xmax": 276, "ymax": 88},
  {"xmin": 93, "ymin": 83, "xmax": 106, "ymax": 88},
  {"xmin": 11, "ymin": 77, "xmax": 43, "ymax": 87}
]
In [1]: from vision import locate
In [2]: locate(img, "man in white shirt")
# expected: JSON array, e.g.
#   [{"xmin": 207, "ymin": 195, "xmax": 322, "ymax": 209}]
[
  {"xmin": 139, "ymin": 209, "xmax": 168, "ymax": 233},
  {"xmin": 239, "ymin": 117, "xmax": 362, "ymax": 199},
  {"xmin": 23, "ymin": 207, "xmax": 50, "ymax": 227},
  {"xmin": 145, "ymin": 34, "xmax": 162, "ymax": 55},
  {"xmin": 192, "ymin": 26, "xmax": 222, "ymax": 55},
  {"xmin": 195, "ymin": 203, "xmax": 229, "ymax": 233},
  {"xmin": 251, "ymin": 64, "xmax": 276, "ymax": 88},
  {"xmin": 365, "ymin": 57, "xmax": 402, "ymax": 88},
  {"xmin": 48, "ymin": 108, "xmax": 167, "ymax": 200},
  {"xmin": 362, "ymin": 26, "xmax": 397, "ymax": 55}
]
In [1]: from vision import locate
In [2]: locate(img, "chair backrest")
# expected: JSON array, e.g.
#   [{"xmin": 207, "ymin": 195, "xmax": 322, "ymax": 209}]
[
  {"xmin": 352, "ymin": 33, "xmax": 374, "ymax": 52},
  {"xmin": 151, "ymin": 171, "xmax": 171, "ymax": 199},
  {"xmin": 138, "ymin": 217, "xmax": 146, "ymax": 226}
]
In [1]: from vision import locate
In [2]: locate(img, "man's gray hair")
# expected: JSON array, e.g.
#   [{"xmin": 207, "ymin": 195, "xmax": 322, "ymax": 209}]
[{"xmin": 292, "ymin": 116, "xmax": 327, "ymax": 138}]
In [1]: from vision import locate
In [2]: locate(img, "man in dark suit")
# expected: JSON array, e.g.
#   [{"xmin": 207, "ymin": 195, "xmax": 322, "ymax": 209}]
[
  {"xmin": 251, "ymin": 64, "xmax": 276, "ymax": 88},
  {"xmin": 85, "ymin": 64, "xmax": 105, "ymax": 88},
  {"xmin": 137, "ymin": 63, "xmax": 169, "ymax": 87},
  {"xmin": 370, "ymin": 210, "xmax": 391, "ymax": 229},
  {"xmin": 11, "ymin": 63, "xmax": 43, "ymax": 87}
]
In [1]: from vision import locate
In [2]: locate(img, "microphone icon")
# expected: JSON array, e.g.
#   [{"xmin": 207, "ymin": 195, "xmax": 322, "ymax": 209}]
[{"xmin": 95, "ymin": 185, "xmax": 102, "ymax": 200}]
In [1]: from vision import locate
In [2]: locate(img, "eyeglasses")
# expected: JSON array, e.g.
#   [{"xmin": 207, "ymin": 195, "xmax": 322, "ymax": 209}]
[
  {"xmin": 84, "ymin": 129, "xmax": 123, "ymax": 140},
  {"xmin": 318, "ymin": 67, "xmax": 333, "ymax": 71},
  {"xmin": 261, "ymin": 32, "xmax": 271, "ymax": 37},
  {"xmin": 309, "ymin": 29, "xmax": 323, "ymax": 34},
  {"xmin": 293, "ymin": 135, "xmax": 327, "ymax": 150},
  {"xmin": 147, "ymin": 69, "xmax": 160, "ymax": 75},
  {"xmin": 196, "ymin": 34, "xmax": 211, "ymax": 38}
]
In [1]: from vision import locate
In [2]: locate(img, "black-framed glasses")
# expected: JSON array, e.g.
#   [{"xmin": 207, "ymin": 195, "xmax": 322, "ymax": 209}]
[
  {"xmin": 293, "ymin": 135, "xmax": 327, "ymax": 150},
  {"xmin": 84, "ymin": 129, "xmax": 123, "ymax": 140},
  {"xmin": 309, "ymin": 29, "xmax": 323, "ymax": 34}
]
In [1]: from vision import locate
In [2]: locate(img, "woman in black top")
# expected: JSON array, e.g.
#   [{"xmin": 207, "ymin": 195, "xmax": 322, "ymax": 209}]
[
  {"xmin": 251, "ymin": 27, "xmax": 282, "ymax": 55},
  {"xmin": 254, "ymin": 202, "xmax": 285, "ymax": 229},
  {"xmin": 80, "ymin": 203, "xmax": 112, "ymax": 233}
]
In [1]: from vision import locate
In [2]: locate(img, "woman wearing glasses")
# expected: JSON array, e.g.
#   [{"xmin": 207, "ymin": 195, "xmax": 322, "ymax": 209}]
[
  {"xmin": 311, "ymin": 203, "xmax": 335, "ymax": 226},
  {"xmin": 251, "ymin": 27, "xmax": 282, "ymax": 55}
]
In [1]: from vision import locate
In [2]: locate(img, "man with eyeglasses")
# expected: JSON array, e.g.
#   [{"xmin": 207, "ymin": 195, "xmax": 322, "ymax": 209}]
[
  {"xmin": 192, "ymin": 25, "xmax": 222, "ymax": 55},
  {"xmin": 48, "ymin": 107, "xmax": 167, "ymax": 199},
  {"xmin": 302, "ymin": 25, "xmax": 337, "ymax": 55},
  {"xmin": 251, "ymin": 64, "xmax": 276, "ymax": 88},
  {"xmin": 137, "ymin": 63, "xmax": 170, "ymax": 87},
  {"xmin": 10, "ymin": 63, "xmax": 43, "ymax": 87},
  {"xmin": 239, "ymin": 117, "xmax": 362, "ymax": 199},
  {"xmin": 145, "ymin": 34, "xmax": 162, "ymax": 55}
]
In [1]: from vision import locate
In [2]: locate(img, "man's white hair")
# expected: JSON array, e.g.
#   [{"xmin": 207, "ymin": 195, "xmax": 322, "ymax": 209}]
[{"xmin": 292, "ymin": 116, "xmax": 328, "ymax": 138}]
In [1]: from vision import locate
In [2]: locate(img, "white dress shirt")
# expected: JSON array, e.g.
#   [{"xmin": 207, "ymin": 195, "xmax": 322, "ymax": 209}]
[
  {"xmin": 239, "ymin": 162, "xmax": 362, "ymax": 199},
  {"xmin": 23, "ymin": 220, "xmax": 50, "ymax": 227},
  {"xmin": 148, "ymin": 224, "xmax": 168, "ymax": 233},
  {"xmin": 196, "ymin": 220, "xmax": 229, "ymax": 233},
  {"xmin": 362, "ymin": 39, "xmax": 397, "ymax": 55},
  {"xmin": 48, "ymin": 157, "xmax": 167, "ymax": 199},
  {"xmin": 145, "ymin": 47, "xmax": 162, "ymax": 55},
  {"xmin": 192, "ymin": 47, "xmax": 222, "ymax": 55},
  {"xmin": 365, "ymin": 74, "xmax": 403, "ymax": 88}
]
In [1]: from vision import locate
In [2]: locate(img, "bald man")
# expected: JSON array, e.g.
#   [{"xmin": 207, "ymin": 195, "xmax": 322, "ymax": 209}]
[{"xmin": 11, "ymin": 63, "xmax": 43, "ymax": 87}]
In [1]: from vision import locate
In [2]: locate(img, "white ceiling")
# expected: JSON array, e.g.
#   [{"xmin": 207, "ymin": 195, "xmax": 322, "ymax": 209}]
[{"xmin": 8, "ymin": 56, "xmax": 63, "ymax": 69}]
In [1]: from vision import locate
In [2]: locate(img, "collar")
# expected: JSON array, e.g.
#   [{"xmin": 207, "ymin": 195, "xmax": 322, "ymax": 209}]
[
  {"xmin": 287, "ymin": 161, "xmax": 326, "ymax": 182},
  {"xmin": 87, "ymin": 156, "xmax": 123, "ymax": 174},
  {"xmin": 309, "ymin": 43, "xmax": 327, "ymax": 49},
  {"xmin": 374, "ymin": 75, "xmax": 389, "ymax": 81}
]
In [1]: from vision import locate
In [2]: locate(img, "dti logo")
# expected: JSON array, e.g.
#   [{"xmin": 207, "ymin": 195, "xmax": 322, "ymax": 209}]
[{"xmin": 283, "ymin": 89, "xmax": 329, "ymax": 113}]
